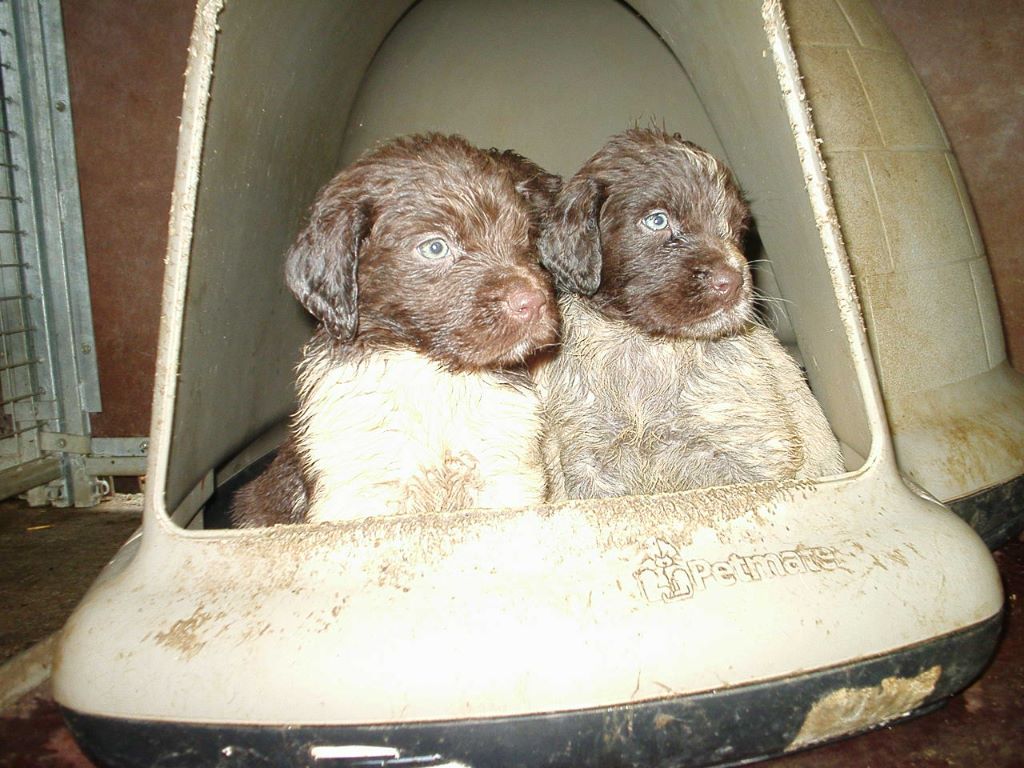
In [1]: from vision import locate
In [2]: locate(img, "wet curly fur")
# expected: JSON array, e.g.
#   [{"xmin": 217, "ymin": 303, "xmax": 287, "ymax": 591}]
[
  {"xmin": 534, "ymin": 128, "xmax": 844, "ymax": 500},
  {"xmin": 230, "ymin": 134, "xmax": 561, "ymax": 526}
]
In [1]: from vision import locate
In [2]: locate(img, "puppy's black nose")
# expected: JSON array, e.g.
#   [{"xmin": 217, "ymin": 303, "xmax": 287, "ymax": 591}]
[
  {"xmin": 709, "ymin": 265, "xmax": 742, "ymax": 300},
  {"xmin": 505, "ymin": 288, "xmax": 547, "ymax": 322}
]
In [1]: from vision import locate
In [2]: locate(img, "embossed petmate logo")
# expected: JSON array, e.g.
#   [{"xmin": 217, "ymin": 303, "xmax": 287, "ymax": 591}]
[
  {"xmin": 635, "ymin": 537, "xmax": 841, "ymax": 602},
  {"xmin": 634, "ymin": 538, "xmax": 696, "ymax": 602}
]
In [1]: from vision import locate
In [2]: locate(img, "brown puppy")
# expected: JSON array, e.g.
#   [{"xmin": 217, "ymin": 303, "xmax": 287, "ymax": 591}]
[
  {"xmin": 534, "ymin": 128, "xmax": 843, "ymax": 500},
  {"xmin": 230, "ymin": 134, "xmax": 560, "ymax": 526}
]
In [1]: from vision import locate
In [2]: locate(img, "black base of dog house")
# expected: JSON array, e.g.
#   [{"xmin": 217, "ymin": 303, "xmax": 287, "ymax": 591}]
[
  {"xmin": 62, "ymin": 613, "xmax": 1001, "ymax": 768},
  {"xmin": 950, "ymin": 473, "xmax": 1024, "ymax": 551}
]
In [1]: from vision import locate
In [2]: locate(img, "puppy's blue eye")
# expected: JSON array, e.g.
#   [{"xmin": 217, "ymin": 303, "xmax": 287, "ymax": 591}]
[
  {"xmin": 641, "ymin": 211, "xmax": 670, "ymax": 232},
  {"xmin": 416, "ymin": 237, "xmax": 450, "ymax": 259}
]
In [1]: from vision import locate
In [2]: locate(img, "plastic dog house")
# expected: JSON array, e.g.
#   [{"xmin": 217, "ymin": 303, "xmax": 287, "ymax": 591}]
[{"xmin": 53, "ymin": 1, "xmax": 1004, "ymax": 766}]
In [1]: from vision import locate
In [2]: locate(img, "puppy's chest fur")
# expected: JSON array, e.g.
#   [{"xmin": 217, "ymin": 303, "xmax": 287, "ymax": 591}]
[
  {"xmin": 535, "ymin": 296, "xmax": 842, "ymax": 499},
  {"xmin": 294, "ymin": 347, "xmax": 547, "ymax": 522}
]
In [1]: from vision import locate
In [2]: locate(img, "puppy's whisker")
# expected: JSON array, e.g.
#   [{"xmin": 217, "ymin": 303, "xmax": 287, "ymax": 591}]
[
  {"xmin": 754, "ymin": 291, "xmax": 797, "ymax": 327},
  {"xmin": 753, "ymin": 295, "xmax": 790, "ymax": 329},
  {"xmin": 753, "ymin": 299, "xmax": 790, "ymax": 315},
  {"xmin": 752, "ymin": 288, "xmax": 794, "ymax": 307},
  {"xmin": 746, "ymin": 313, "xmax": 774, "ymax": 333}
]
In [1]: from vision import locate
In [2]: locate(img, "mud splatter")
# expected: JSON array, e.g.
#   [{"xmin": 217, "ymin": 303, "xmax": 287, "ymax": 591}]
[
  {"xmin": 788, "ymin": 665, "xmax": 941, "ymax": 750},
  {"xmin": 153, "ymin": 606, "xmax": 220, "ymax": 659}
]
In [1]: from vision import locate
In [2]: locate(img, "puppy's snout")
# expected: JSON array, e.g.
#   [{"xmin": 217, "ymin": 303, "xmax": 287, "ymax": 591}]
[
  {"xmin": 505, "ymin": 286, "xmax": 548, "ymax": 322},
  {"xmin": 709, "ymin": 264, "xmax": 743, "ymax": 300}
]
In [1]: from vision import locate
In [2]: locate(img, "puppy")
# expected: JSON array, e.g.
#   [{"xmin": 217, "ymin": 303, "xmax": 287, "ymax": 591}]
[
  {"xmin": 230, "ymin": 134, "xmax": 560, "ymax": 526},
  {"xmin": 534, "ymin": 128, "xmax": 844, "ymax": 500}
]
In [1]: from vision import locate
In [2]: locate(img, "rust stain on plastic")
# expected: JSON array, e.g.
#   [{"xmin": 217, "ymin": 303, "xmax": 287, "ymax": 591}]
[
  {"xmin": 788, "ymin": 665, "xmax": 941, "ymax": 750},
  {"xmin": 936, "ymin": 414, "xmax": 1024, "ymax": 490}
]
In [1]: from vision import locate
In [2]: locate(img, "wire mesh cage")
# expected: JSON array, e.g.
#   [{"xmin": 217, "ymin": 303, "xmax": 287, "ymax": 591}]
[{"xmin": 0, "ymin": 0, "xmax": 103, "ymax": 506}]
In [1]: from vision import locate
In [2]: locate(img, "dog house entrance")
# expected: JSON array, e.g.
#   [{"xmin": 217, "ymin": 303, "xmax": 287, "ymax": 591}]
[{"xmin": 173, "ymin": 0, "xmax": 869, "ymax": 528}]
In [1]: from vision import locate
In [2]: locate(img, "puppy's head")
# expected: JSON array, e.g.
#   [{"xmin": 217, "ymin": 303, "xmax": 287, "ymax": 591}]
[
  {"xmin": 540, "ymin": 128, "xmax": 754, "ymax": 340},
  {"xmin": 285, "ymin": 134, "xmax": 560, "ymax": 370}
]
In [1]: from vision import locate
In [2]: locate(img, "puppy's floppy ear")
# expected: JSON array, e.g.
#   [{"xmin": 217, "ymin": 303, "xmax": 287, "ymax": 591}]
[
  {"xmin": 285, "ymin": 180, "xmax": 370, "ymax": 341},
  {"xmin": 538, "ymin": 173, "xmax": 604, "ymax": 296},
  {"xmin": 513, "ymin": 169, "xmax": 562, "ymax": 216},
  {"xmin": 487, "ymin": 148, "xmax": 562, "ymax": 216}
]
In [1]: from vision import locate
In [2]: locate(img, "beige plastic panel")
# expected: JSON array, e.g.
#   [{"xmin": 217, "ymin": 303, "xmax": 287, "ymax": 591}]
[
  {"xmin": 785, "ymin": 0, "xmax": 1024, "ymax": 500},
  {"xmin": 339, "ymin": 0, "xmax": 728, "ymax": 175}
]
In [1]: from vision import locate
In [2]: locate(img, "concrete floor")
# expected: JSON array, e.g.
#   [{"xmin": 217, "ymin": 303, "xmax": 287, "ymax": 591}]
[
  {"xmin": 0, "ymin": 499, "xmax": 141, "ymax": 666},
  {"xmin": 0, "ymin": 497, "xmax": 1021, "ymax": 767}
]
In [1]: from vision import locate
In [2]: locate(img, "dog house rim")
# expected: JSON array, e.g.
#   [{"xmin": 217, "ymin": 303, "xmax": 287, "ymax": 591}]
[{"xmin": 144, "ymin": 0, "xmax": 894, "ymax": 537}]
